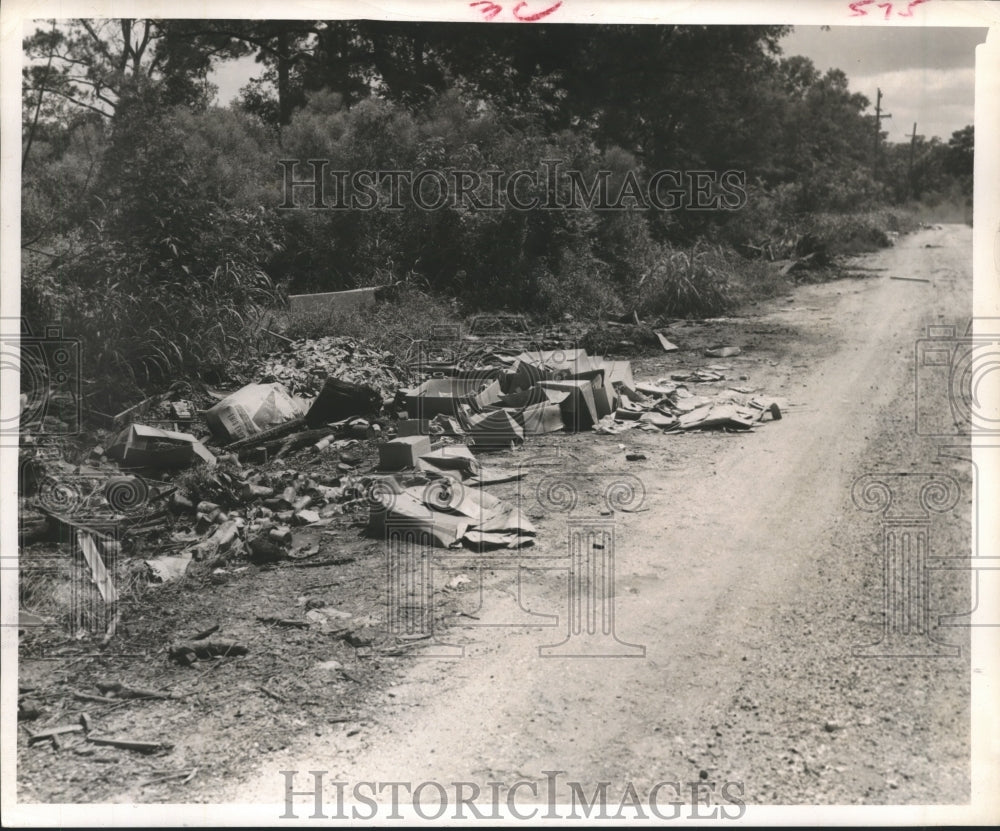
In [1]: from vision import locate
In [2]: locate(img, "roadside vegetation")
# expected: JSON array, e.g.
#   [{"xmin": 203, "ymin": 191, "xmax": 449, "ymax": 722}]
[{"xmin": 22, "ymin": 21, "xmax": 973, "ymax": 411}]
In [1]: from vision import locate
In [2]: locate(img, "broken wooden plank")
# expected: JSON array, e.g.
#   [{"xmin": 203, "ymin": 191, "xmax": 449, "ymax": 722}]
[
  {"xmin": 72, "ymin": 691, "xmax": 117, "ymax": 705},
  {"xmin": 77, "ymin": 531, "xmax": 120, "ymax": 605},
  {"xmin": 86, "ymin": 735, "xmax": 173, "ymax": 754},
  {"xmin": 28, "ymin": 724, "xmax": 84, "ymax": 744},
  {"xmin": 653, "ymin": 331, "xmax": 679, "ymax": 352}
]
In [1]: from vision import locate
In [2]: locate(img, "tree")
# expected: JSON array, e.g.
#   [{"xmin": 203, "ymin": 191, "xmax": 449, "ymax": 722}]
[{"xmin": 945, "ymin": 125, "xmax": 973, "ymax": 178}]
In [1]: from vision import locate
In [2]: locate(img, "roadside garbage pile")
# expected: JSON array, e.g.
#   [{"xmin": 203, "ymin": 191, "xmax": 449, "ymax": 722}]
[
  {"xmin": 391, "ymin": 344, "xmax": 782, "ymax": 444},
  {"xmin": 18, "ymin": 329, "xmax": 785, "ymax": 629},
  {"xmin": 240, "ymin": 335, "xmax": 409, "ymax": 400},
  {"xmin": 593, "ymin": 369, "xmax": 783, "ymax": 435}
]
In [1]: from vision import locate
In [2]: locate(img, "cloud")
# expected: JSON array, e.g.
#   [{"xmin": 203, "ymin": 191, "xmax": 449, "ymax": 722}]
[{"xmin": 781, "ymin": 26, "xmax": 986, "ymax": 76}]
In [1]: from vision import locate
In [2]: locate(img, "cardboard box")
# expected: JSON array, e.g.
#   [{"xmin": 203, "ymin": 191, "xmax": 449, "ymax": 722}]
[
  {"xmin": 466, "ymin": 409, "xmax": 524, "ymax": 447},
  {"xmin": 517, "ymin": 349, "xmax": 594, "ymax": 380},
  {"xmin": 518, "ymin": 400, "xmax": 566, "ymax": 435},
  {"xmin": 107, "ymin": 424, "xmax": 216, "ymax": 469},
  {"xmin": 538, "ymin": 380, "xmax": 600, "ymax": 431},
  {"xmin": 401, "ymin": 378, "xmax": 501, "ymax": 420},
  {"xmin": 598, "ymin": 360, "xmax": 638, "ymax": 399},
  {"xmin": 396, "ymin": 419, "xmax": 431, "ymax": 437},
  {"xmin": 378, "ymin": 435, "xmax": 432, "ymax": 470},
  {"xmin": 592, "ymin": 384, "xmax": 615, "ymax": 419}
]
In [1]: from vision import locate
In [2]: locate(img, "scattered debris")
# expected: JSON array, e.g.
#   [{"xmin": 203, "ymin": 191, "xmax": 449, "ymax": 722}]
[
  {"xmin": 705, "ymin": 346, "xmax": 742, "ymax": 358},
  {"xmin": 168, "ymin": 641, "xmax": 249, "ymax": 666}
]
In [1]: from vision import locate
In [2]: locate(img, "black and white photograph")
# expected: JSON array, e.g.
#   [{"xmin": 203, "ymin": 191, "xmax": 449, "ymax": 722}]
[{"xmin": 2, "ymin": 0, "xmax": 998, "ymax": 824}]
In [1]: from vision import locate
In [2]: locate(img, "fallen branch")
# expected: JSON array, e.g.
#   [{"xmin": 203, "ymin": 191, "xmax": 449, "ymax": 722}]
[
  {"xmin": 95, "ymin": 681, "xmax": 178, "ymax": 700},
  {"xmin": 189, "ymin": 623, "xmax": 220, "ymax": 641},
  {"xmin": 256, "ymin": 615, "xmax": 311, "ymax": 629},
  {"xmin": 280, "ymin": 556, "xmax": 356, "ymax": 570},
  {"xmin": 139, "ymin": 768, "xmax": 199, "ymax": 787}
]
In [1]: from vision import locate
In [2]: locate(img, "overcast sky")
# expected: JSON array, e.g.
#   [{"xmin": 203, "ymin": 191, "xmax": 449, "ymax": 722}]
[
  {"xmin": 211, "ymin": 24, "xmax": 986, "ymax": 143},
  {"xmin": 781, "ymin": 26, "xmax": 985, "ymax": 143}
]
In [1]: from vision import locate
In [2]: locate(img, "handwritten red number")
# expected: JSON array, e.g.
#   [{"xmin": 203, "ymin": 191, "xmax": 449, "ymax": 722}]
[
  {"xmin": 470, "ymin": 0, "xmax": 503, "ymax": 20},
  {"xmin": 512, "ymin": 0, "xmax": 563, "ymax": 22},
  {"xmin": 898, "ymin": 0, "xmax": 928, "ymax": 16},
  {"xmin": 877, "ymin": 2, "xmax": 893, "ymax": 18},
  {"xmin": 848, "ymin": 0, "xmax": 873, "ymax": 16}
]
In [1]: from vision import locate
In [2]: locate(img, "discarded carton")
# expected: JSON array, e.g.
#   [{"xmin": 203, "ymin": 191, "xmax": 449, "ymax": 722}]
[
  {"xmin": 466, "ymin": 409, "xmax": 525, "ymax": 447},
  {"xmin": 305, "ymin": 377, "xmax": 381, "ymax": 428},
  {"xmin": 107, "ymin": 424, "xmax": 216, "ymax": 469},
  {"xmin": 416, "ymin": 445, "xmax": 479, "ymax": 480},
  {"xmin": 205, "ymin": 383, "xmax": 307, "ymax": 443},
  {"xmin": 397, "ymin": 419, "xmax": 431, "ymax": 437},
  {"xmin": 538, "ymin": 380, "xmax": 600, "ymax": 431},
  {"xmin": 517, "ymin": 349, "xmax": 594, "ymax": 380},
  {"xmin": 678, "ymin": 403, "xmax": 756, "ymax": 430},
  {"xmin": 367, "ymin": 489, "xmax": 470, "ymax": 548},
  {"xmin": 401, "ymin": 378, "xmax": 502, "ymax": 420},
  {"xmin": 592, "ymin": 384, "xmax": 615, "ymax": 419},
  {"xmin": 378, "ymin": 436, "xmax": 432, "ymax": 470},
  {"xmin": 518, "ymin": 400, "xmax": 566, "ymax": 435}
]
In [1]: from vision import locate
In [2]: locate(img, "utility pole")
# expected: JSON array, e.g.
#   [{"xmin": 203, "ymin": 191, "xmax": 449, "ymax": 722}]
[
  {"xmin": 907, "ymin": 122, "xmax": 922, "ymax": 199},
  {"xmin": 873, "ymin": 88, "xmax": 892, "ymax": 179}
]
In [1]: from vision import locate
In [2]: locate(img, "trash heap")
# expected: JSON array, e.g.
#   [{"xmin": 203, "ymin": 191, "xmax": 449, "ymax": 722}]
[
  {"xmin": 386, "ymin": 345, "xmax": 783, "ymax": 445},
  {"xmin": 245, "ymin": 335, "xmax": 408, "ymax": 400},
  {"xmin": 392, "ymin": 347, "xmax": 635, "ymax": 447},
  {"xmin": 18, "ymin": 328, "xmax": 786, "ymax": 624}
]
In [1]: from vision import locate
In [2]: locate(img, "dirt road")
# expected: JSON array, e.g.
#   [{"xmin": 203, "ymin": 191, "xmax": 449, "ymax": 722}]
[{"xmin": 217, "ymin": 224, "xmax": 975, "ymax": 811}]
